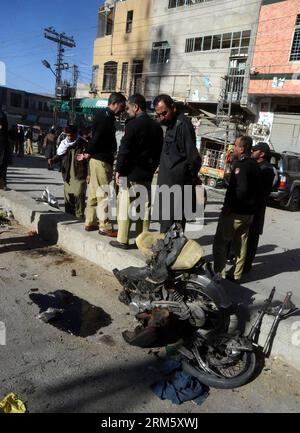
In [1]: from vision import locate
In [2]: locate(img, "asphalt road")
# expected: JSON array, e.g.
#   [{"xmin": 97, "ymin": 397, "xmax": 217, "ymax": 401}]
[
  {"xmin": 1, "ymin": 223, "xmax": 300, "ymax": 413},
  {"xmin": 6, "ymin": 153, "xmax": 300, "ymax": 306}
]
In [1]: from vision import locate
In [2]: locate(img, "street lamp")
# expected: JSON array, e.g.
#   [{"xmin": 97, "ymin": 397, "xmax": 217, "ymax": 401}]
[
  {"xmin": 42, "ymin": 59, "xmax": 58, "ymax": 129},
  {"xmin": 41, "ymin": 59, "xmax": 57, "ymax": 78}
]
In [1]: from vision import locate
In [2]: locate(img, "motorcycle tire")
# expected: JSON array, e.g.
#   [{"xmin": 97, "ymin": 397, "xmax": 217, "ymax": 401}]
[{"xmin": 182, "ymin": 350, "xmax": 257, "ymax": 389}]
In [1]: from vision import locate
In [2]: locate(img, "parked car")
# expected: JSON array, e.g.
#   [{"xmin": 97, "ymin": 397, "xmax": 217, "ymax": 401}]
[{"xmin": 269, "ymin": 151, "xmax": 300, "ymax": 211}]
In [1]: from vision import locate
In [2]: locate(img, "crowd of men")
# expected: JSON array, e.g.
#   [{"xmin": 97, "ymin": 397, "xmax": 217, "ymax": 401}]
[{"xmin": 0, "ymin": 93, "xmax": 275, "ymax": 282}]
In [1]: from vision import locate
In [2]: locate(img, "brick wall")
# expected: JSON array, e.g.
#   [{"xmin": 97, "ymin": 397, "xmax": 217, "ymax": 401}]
[{"xmin": 249, "ymin": 0, "xmax": 300, "ymax": 95}]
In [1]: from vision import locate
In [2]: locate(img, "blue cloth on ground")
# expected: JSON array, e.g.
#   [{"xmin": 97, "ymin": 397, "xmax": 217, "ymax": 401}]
[{"xmin": 151, "ymin": 358, "xmax": 209, "ymax": 405}]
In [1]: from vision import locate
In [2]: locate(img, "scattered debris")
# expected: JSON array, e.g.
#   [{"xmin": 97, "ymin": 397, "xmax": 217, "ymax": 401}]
[
  {"xmin": 71, "ymin": 269, "xmax": 77, "ymax": 277},
  {"xmin": 37, "ymin": 307, "xmax": 64, "ymax": 323},
  {"xmin": 151, "ymin": 358, "xmax": 209, "ymax": 406},
  {"xmin": 35, "ymin": 187, "xmax": 60, "ymax": 209},
  {"xmin": 0, "ymin": 209, "xmax": 14, "ymax": 226},
  {"xmin": 27, "ymin": 230, "xmax": 38, "ymax": 237},
  {"xmin": 0, "ymin": 393, "xmax": 27, "ymax": 413},
  {"xmin": 30, "ymin": 290, "xmax": 112, "ymax": 337},
  {"xmin": 20, "ymin": 273, "xmax": 27, "ymax": 278},
  {"xmin": 30, "ymin": 288, "xmax": 39, "ymax": 292}
]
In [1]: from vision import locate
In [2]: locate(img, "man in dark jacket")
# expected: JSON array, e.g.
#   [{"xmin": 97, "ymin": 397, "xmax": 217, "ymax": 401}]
[
  {"xmin": 213, "ymin": 136, "xmax": 261, "ymax": 282},
  {"xmin": 82, "ymin": 92, "xmax": 126, "ymax": 236},
  {"xmin": 110, "ymin": 94, "xmax": 163, "ymax": 249},
  {"xmin": 51, "ymin": 125, "xmax": 88, "ymax": 219},
  {"xmin": 0, "ymin": 109, "xmax": 11, "ymax": 190},
  {"xmin": 243, "ymin": 142, "xmax": 275, "ymax": 273},
  {"xmin": 153, "ymin": 94, "xmax": 201, "ymax": 233}
]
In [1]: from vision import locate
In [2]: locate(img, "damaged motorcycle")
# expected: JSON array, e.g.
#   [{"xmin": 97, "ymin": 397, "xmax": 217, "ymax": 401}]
[{"xmin": 113, "ymin": 224, "xmax": 258, "ymax": 389}]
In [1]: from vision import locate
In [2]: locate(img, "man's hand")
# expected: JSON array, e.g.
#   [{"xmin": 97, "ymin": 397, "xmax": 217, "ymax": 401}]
[
  {"xmin": 76, "ymin": 153, "xmax": 90, "ymax": 161},
  {"xmin": 115, "ymin": 172, "xmax": 121, "ymax": 187}
]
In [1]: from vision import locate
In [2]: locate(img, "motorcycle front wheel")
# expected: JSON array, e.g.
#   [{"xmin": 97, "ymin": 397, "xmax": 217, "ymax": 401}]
[{"xmin": 182, "ymin": 334, "xmax": 257, "ymax": 389}]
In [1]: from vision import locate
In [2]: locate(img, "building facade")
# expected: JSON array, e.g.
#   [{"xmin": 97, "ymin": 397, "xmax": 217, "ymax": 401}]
[
  {"xmin": 0, "ymin": 86, "xmax": 66, "ymax": 128},
  {"xmin": 93, "ymin": 0, "xmax": 153, "ymax": 98},
  {"xmin": 145, "ymin": 0, "xmax": 260, "ymax": 114},
  {"xmin": 248, "ymin": 0, "xmax": 300, "ymax": 153}
]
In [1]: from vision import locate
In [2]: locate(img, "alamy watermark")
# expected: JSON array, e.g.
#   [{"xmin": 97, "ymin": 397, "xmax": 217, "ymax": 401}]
[
  {"xmin": 95, "ymin": 180, "xmax": 206, "ymax": 239},
  {"xmin": 0, "ymin": 61, "xmax": 6, "ymax": 86},
  {"xmin": 0, "ymin": 321, "xmax": 6, "ymax": 346}
]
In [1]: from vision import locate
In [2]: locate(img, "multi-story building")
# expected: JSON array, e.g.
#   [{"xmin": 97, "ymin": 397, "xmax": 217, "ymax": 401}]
[
  {"xmin": 145, "ymin": 0, "xmax": 261, "ymax": 115},
  {"xmin": 0, "ymin": 85, "xmax": 67, "ymax": 128},
  {"xmin": 248, "ymin": 0, "xmax": 300, "ymax": 153},
  {"xmin": 93, "ymin": 0, "xmax": 153, "ymax": 97}
]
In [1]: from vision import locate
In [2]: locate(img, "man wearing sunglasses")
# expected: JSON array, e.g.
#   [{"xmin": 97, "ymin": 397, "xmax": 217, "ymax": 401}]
[{"xmin": 153, "ymin": 94, "xmax": 201, "ymax": 233}]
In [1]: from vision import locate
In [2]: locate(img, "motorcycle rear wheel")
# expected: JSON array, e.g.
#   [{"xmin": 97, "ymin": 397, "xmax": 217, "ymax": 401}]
[{"xmin": 182, "ymin": 334, "xmax": 257, "ymax": 389}]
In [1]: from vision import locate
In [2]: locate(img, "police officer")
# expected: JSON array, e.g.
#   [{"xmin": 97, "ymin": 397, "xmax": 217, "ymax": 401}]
[
  {"xmin": 82, "ymin": 92, "xmax": 126, "ymax": 236},
  {"xmin": 213, "ymin": 136, "xmax": 261, "ymax": 283},
  {"xmin": 243, "ymin": 142, "xmax": 275, "ymax": 273},
  {"xmin": 110, "ymin": 94, "xmax": 163, "ymax": 249}
]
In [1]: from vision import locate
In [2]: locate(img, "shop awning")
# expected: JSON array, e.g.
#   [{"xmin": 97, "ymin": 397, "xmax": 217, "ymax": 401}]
[{"xmin": 79, "ymin": 98, "xmax": 108, "ymax": 110}]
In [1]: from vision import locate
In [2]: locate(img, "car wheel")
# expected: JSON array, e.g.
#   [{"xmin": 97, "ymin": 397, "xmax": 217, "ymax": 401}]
[{"xmin": 287, "ymin": 188, "xmax": 300, "ymax": 211}]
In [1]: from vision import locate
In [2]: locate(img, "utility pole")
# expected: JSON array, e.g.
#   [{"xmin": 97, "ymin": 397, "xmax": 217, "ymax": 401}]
[
  {"xmin": 44, "ymin": 27, "xmax": 76, "ymax": 128},
  {"xmin": 70, "ymin": 65, "xmax": 79, "ymax": 125}
]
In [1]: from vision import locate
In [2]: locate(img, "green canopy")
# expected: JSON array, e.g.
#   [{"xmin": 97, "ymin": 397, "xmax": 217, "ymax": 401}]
[{"xmin": 52, "ymin": 98, "xmax": 108, "ymax": 115}]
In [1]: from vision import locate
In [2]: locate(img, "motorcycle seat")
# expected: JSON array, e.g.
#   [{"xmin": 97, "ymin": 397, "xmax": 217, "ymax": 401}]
[{"xmin": 171, "ymin": 240, "xmax": 204, "ymax": 271}]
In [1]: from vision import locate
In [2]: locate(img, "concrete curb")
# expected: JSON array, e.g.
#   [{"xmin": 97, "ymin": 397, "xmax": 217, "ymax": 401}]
[
  {"xmin": 1, "ymin": 189, "xmax": 299, "ymax": 371},
  {"xmin": 0, "ymin": 189, "xmax": 145, "ymax": 271}
]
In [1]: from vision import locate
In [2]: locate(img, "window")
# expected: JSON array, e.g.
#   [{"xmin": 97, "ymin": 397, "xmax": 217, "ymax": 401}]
[
  {"xmin": 241, "ymin": 30, "xmax": 251, "ymax": 47},
  {"xmin": 131, "ymin": 60, "xmax": 143, "ymax": 94},
  {"xmin": 185, "ymin": 30, "xmax": 251, "ymax": 55},
  {"xmin": 290, "ymin": 14, "xmax": 300, "ymax": 61},
  {"xmin": 120, "ymin": 62, "xmax": 128, "ymax": 92},
  {"xmin": 194, "ymin": 37, "xmax": 203, "ymax": 51},
  {"xmin": 44, "ymin": 102, "xmax": 49, "ymax": 112},
  {"xmin": 24, "ymin": 99, "xmax": 29, "ymax": 109},
  {"xmin": 151, "ymin": 41, "xmax": 171, "ymax": 64},
  {"xmin": 185, "ymin": 38, "xmax": 194, "ymax": 53},
  {"xmin": 287, "ymin": 157, "xmax": 300, "ymax": 172},
  {"xmin": 103, "ymin": 61, "xmax": 117, "ymax": 91},
  {"xmin": 106, "ymin": 18, "xmax": 113, "ymax": 36},
  {"xmin": 231, "ymin": 32, "xmax": 241, "ymax": 48},
  {"xmin": 212, "ymin": 34, "xmax": 221, "ymax": 50},
  {"xmin": 222, "ymin": 33, "xmax": 231, "ymax": 49},
  {"xmin": 168, "ymin": 0, "xmax": 213, "ymax": 8},
  {"xmin": 97, "ymin": 7, "xmax": 114, "ymax": 37},
  {"xmin": 203, "ymin": 36, "xmax": 212, "ymax": 51},
  {"xmin": 10, "ymin": 92, "xmax": 22, "ymax": 108},
  {"xmin": 38, "ymin": 101, "xmax": 43, "ymax": 111},
  {"xmin": 126, "ymin": 10, "xmax": 133, "ymax": 33}
]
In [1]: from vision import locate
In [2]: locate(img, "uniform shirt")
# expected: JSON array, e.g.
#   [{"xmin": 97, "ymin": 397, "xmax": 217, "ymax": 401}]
[
  {"xmin": 224, "ymin": 155, "xmax": 261, "ymax": 215},
  {"xmin": 116, "ymin": 113, "xmax": 163, "ymax": 182},
  {"xmin": 86, "ymin": 108, "xmax": 117, "ymax": 165}
]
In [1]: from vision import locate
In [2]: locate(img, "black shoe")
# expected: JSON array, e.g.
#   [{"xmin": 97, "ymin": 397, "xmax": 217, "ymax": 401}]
[
  {"xmin": 109, "ymin": 240, "xmax": 130, "ymax": 250},
  {"xmin": 243, "ymin": 266, "xmax": 252, "ymax": 274},
  {"xmin": 226, "ymin": 274, "xmax": 241, "ymax": 284}
]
